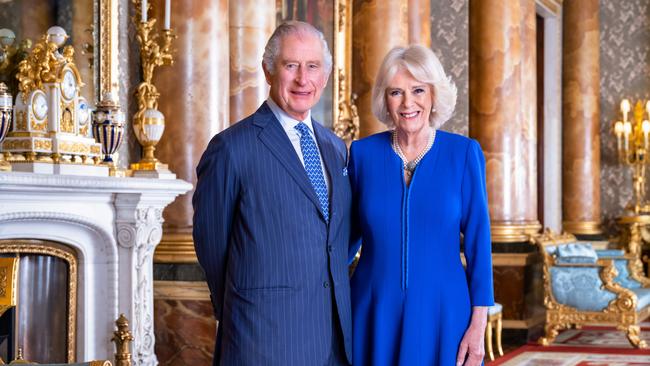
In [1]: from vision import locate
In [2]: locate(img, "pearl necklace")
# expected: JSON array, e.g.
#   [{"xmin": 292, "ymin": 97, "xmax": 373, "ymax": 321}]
[{"xmin": 391, "ymin": 128, "xmax": 436, "ymax": 179}]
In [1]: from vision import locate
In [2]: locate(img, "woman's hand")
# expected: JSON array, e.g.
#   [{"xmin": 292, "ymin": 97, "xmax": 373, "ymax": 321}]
[{"xmin": 456, "ymin": 306, "xmax": 488, "ymax": 366}]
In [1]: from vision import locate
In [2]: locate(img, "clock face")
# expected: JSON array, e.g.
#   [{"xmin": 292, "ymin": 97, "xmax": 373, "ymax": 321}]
[
  {"xmin": 32, "ymin": 92, "xmax": 48, "ymax": 120},
  {"xmin": 61, "ymin": 69, "xmax": 77, "ymax": 100}
]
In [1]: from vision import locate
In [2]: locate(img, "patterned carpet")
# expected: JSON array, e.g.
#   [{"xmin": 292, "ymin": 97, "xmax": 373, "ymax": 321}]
[
  {"xmin": 549, "ymin": 323, "xmax": 650, "ymax": 349},
  {"xmin": 488, "ymin": 324, "xmax": 650, "ymax": 366}
]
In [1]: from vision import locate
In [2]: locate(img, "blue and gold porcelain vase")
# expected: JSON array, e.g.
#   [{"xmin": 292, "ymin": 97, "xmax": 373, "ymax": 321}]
[{"xmin": 92, "ymin": 93, "xmax": 125, "ymax": 175}]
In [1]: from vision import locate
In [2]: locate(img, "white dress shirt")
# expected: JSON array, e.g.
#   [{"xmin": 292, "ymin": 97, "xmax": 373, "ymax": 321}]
[{"xmin": 266, "ymin": 98, "xmax": 331, "ymax": 194}]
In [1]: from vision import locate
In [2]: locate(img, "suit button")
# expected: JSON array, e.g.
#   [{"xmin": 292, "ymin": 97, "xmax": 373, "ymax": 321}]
[
  {"xmin": 327, "ymin": 245, "xmax": 333, "ymax": 253},
  {"xmin": 323, "ymin": 281, "xmax": 330, "ymax": 288}
]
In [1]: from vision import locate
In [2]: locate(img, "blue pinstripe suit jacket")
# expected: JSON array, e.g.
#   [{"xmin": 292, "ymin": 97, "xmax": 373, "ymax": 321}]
[{"xmin": 193, "ymin": 102, "xmax": 353, "ymax": 366}]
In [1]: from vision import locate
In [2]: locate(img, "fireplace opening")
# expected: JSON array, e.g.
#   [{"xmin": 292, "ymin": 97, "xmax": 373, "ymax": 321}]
[{"xmin": 0, "ymin": 240, "xmax": 76, "ymax": 363}]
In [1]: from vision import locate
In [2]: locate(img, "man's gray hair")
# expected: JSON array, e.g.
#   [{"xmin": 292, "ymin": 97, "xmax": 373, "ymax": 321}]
[{"xmin": 262, "ymin": 21, "xmax": 333, "ymax": 74}]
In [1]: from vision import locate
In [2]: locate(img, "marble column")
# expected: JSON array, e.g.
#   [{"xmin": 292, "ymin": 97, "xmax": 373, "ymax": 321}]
[
  {"xmin": 153, "ymin": 0, "xmax": 230, "ymax": 262},
  {"xmin": 562, "ymin": 0, "xmax": 601, "ymax": 235},
  {"xmin": 469, "ymin": 0, "xmax": 540, "ymax": 242},
  {"xmin": 352, "ymin": 0, "xmax": 408, "ymax": 137},
  {"xmin": 408, "ymin": 0, "xmax": 431, "ymax": 47},
  {"xmin": 229, "ymin": 0, "xmax": 275, "ymax": 124}
]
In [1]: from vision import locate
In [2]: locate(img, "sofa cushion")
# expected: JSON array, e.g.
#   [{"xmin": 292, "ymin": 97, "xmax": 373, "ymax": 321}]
[
  {"xmin": 632, "ymin": 288, "xmax": 650, "ymax": 311},
  {"xmin": 555, "ymin": 243, "xmax": 598, "ymax": 264}
]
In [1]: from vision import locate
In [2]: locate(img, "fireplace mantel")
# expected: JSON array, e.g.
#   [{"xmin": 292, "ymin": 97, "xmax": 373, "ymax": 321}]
[{"xmin": 0, "ymin": 171, "xmax": 192, "ymax": 366}]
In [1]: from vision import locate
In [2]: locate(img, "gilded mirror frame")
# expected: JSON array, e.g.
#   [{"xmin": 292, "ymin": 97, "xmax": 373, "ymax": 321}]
[
  {"xmin": 98, "ymin": 0, "xmax": 119, "ymax": 101},
  {"xmin": 0, "ymin": 240, "xmax": 77, "ymax": 364},
  {"xmin": 331, "ymin": 0, "xmax": 359, "ymax": 143}
]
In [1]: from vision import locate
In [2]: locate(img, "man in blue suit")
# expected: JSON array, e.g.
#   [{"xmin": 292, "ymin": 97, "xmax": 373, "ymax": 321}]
[{"xmin": 193, "ymin": 21, "xmax": 352, "ymax": 366}]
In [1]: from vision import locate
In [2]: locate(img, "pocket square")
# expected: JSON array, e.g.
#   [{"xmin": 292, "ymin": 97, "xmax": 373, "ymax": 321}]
[{"xmin": 342, "ymin": 167, "xmax": 348, "ymax": 176}]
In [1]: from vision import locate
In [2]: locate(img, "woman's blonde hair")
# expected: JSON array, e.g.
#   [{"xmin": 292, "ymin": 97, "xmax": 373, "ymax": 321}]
[{"xmin": 371, "ymin": 45, "xmax": 457, "ymax": 128}]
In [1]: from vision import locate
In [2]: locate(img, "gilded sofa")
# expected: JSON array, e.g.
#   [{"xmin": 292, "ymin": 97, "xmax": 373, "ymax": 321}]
[{"xmin": 534, "ymin": 230, "xmax": 650, "ymax": 348}]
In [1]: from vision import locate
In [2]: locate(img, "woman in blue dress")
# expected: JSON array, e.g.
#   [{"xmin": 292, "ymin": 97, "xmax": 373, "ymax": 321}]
[{"xmin": 349, "ymin": 45, "xmax": 494, "ymax": 366}]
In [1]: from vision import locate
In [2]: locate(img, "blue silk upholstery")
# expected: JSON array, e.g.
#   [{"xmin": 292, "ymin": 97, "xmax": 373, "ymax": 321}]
[
  {"xmin": 595, "ymin": 250, "xmax": 643, "ymax": 289},
  {"xmin": 596, "ymin": 249, "xmax": 626, "ymax": 257},
  {"xmin": 632, "ymin": 288, "xmax": 650, "ymax": 310},
  {"xmin": 549, "ymin": 266, "xmax": 617, "ymax": 311},
  {"xmin": 611, "ymin": 258, "xmax": 643, "ymax": 289}
]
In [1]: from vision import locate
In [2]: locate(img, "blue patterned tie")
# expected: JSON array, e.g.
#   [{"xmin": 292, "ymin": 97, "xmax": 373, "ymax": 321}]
[{"xmin": 295, "ymin": 122, "xmax": 329, "ymax": 222}]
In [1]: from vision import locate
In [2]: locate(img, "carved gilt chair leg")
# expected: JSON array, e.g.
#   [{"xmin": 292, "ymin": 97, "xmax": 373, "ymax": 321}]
[
  {"xmin": 485, "ymin": 318, "xmax": 494, "ymax": 361},
  {"xmin": 624, "ymin": 324, "xmax": 648, "ymax": 349},
  {"xmin": 495, "ymin": 313, "xmax": 504, "ymax": 357},
  {"xmin": 538, "ymin": 320, "xmax": 563, "ymax": 346}
]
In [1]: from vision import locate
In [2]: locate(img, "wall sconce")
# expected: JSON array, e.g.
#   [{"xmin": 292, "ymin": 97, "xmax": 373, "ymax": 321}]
[{"xmin": 614, "ymin": 99, "xmax": 650, "ymax": 214}]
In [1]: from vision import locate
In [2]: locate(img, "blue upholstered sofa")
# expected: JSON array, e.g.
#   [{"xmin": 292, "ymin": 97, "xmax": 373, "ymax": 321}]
[{"xmin": 533, "ymin": 230, "xmax": 650, "ymax": 348}]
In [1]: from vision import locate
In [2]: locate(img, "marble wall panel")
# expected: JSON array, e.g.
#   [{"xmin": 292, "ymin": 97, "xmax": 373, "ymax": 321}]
[
  {"xmin": 600, "ymin": 0, "xmax": 650, "ymax": 235},
  {"xmin": 154, "ymin": 299, "xmax": 216, "ymax": 366},
  {"xmin": 493, "ymin": 266, "xmax": 525, "ymax": 319}
]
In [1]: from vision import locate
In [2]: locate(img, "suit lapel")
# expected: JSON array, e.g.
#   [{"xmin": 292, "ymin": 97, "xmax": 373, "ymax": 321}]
[{"xmin": 254, "ymin": 103, "xmax": 325, "ymax": 221}]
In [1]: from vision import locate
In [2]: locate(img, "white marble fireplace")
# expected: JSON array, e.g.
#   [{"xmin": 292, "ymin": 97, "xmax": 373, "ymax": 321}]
[{"xmin": 0, "ymin": 172, "xmax": 191, "ymax": 366}]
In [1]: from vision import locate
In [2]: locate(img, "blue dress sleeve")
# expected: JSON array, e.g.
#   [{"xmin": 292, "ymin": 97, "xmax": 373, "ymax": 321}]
[
  {"xmin": 348, "ymin": 141, "xmax": 362, "ymax": 264},
  {"xmin": 460, "ymin": 139, "xmax": 495, "ymax": 306},
  {"xmin": 192, "ymin": 135, "xmax": 240, "ymax": 320}
]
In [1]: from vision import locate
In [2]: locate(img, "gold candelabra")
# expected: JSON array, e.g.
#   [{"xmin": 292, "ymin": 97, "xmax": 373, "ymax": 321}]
[
  {"xmin": 614, "ymin": 99, "xmax": 650, "ymax": 214},
  {"xmin": 130, "ymin": 0, "xmax": 175, "ymax": 172}
]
